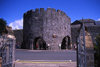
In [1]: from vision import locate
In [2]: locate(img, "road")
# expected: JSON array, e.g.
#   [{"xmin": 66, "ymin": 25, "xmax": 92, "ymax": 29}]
[{"xmin": 15, "ymin": 49, "xmax": 76, "ymax": 61}]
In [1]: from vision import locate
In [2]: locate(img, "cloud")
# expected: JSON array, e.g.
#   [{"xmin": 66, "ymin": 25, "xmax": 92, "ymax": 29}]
[
  {"xmin": 98, "ymin": 18, "xmax": 100, "ymax": 21},
  {"xmin": 9, "ymin": 18, "xmax": 23, "ymax": 30}
]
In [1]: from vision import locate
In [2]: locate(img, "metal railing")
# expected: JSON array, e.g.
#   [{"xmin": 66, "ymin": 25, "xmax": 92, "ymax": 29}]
[{"xmin": 77, "ymin": 22, "xmax": 87, "ymax": 67}]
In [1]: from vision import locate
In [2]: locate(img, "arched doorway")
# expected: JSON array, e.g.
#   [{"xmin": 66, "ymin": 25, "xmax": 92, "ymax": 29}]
[
  {"xmin": 61, "ymin": 36, "xmax": 70, "ymax": 49},
  {"xmin": 33, "ymin": 37, "xmax": 47, "ymax": 50}
]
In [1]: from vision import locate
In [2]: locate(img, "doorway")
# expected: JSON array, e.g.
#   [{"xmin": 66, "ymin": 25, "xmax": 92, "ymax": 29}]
[
  {"xmin": 61, "ymin": 36, "xmax": 70, "ymax": 49},
  {"xmin": 33, "ymin": 37, "xmax": 47, "ymax": 50}
]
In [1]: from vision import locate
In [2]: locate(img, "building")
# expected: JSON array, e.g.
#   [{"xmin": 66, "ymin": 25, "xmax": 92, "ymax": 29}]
[
  {"xmin": 22, "ymin": 8, "xmax": 71, "ymax": 50},
  {"xmin": 71, "ymin": 19, "xmax": 100, "ymax": 48}
]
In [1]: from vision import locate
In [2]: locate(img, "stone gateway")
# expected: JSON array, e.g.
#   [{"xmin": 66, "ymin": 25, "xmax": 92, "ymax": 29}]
[{"xmin": 22, "ymin": 8, "xmax": 71, "ymax": 50}]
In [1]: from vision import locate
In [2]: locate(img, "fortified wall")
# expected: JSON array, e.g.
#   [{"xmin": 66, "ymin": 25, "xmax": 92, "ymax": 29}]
[
  {"xmin": 23, "ymin": 8, "xmax": 71, "ymax": 50},
  {"xmin": 71, "ymin": 19, "xmax": 100, "ymax": 48},
  {"xmin": 13, "ymin": 29, "xmax": 23, "ymax": 48}
]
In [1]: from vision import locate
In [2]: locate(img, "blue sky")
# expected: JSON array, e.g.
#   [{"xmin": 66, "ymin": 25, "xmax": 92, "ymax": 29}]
[{"xmin": 0, "ymin": 0, "xmax": 100, "ymax": 29}]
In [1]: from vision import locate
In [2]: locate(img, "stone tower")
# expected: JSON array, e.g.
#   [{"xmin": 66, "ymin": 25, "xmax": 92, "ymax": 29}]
[{"xmin": 23, "ymin": 8, "xmax": 71, "ymax": 50}]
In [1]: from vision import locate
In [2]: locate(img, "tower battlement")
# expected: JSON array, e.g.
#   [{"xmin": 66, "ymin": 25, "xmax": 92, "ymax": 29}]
[{"xmin": 24, "ymin": 8, "xmax": 70, "ymax": 20}]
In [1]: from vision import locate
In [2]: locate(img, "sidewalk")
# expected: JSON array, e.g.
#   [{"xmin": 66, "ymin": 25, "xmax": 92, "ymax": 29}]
[{"xmin": 15, "ymin": 60, "xmax": 76, "ymax": 67}]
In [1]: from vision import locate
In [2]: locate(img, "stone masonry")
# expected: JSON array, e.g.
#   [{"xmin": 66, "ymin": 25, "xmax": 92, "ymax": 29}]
[
  {"xmin": 71, "ymin": 19, "xmax": 100, "ymax": 48},
  {"xmin": 23, "ymin": 8, "xmax": 71, "ymax": 50}
]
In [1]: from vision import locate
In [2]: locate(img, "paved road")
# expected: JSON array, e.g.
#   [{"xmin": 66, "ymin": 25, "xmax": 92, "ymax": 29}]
[{"xmin": 15, "ymin": 49, "xmax": 76, "ymax": 61}]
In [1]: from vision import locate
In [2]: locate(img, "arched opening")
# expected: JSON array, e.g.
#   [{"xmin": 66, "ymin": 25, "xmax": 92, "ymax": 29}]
[
  {"xmin": 67, "ymin": 36, "xmax": 70, "ymax": 49},
  {"xmin": 33, "ymin": 37, "xmax": 47, "ymax": 50},
  {"xmin": 61, "ymin": 36, "xmax": 70, "ymax": 49}
]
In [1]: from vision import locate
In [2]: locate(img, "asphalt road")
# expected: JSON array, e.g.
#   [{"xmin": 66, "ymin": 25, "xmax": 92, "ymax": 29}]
[{"xmin": 15, "ymin": 49, "xmax": 76, "ymax": 61}]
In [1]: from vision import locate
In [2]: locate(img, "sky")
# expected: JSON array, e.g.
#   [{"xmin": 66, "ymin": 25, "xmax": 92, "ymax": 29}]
[{"xmin": 0, "ymin": 0, "xmax": 100, "ymax": 29}]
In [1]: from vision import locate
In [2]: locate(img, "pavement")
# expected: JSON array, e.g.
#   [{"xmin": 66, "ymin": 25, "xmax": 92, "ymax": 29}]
[
  {"xmin": 15, "ymin": 49, "xmax": 76, "ymax": 61},
  {"xmin": 15, "ymin": 61, "xmax": 76, "ymax": 67}
]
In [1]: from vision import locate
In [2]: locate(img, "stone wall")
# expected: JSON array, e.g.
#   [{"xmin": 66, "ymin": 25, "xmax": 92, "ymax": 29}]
[
  {"xmin": 13, "ymin": 29, "xmax": 23, "ymax": 47},
  {"xmin": 85, "ymin": 31, "xmax": 94, "ymax": 67},
  {"xmin": 0, "ymin": 35, "xmax": 15, "ymax": 67},
  {"xmin": 85, "ymin": 25, "xmax": 100, "ymax": 43},
  {"xmin": 23, "ymin": 8, "xmax": 71, "ymax": 50},
  {"xmin": 71, "ymin": 20, "xmax": 100, "ymax": 49},
  {"xmin": 71, "ymin": 24, "xmax": 81, "ymax": 48}
]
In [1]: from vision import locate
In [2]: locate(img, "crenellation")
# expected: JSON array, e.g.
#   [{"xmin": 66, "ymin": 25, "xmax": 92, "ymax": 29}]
[
  {"xmin": 45, "ymin": 8, "xmax": 52, "ymax": 18},
  {"xmin": 24, "ymin": 8, "xmax": 71, "ymax": 21},
  {"xmin": 29, "ymin": 9, "xmax": 34, "ymax": 13},
  {"xmin": 40, "ymin": 8, "xmax": 45, "ymax": 16},
  {"xmin": 23, "ymin": 12, "xmax": 27, "ymax": 17},
  {"xmin": 51, "ymin": 8, "xmax": 56, "ymax": 19},
  {"xmin": 61, "ymin": 11, "xmax": 65, "ymax": 16},
  {"xmin": 52, "ymin": 8, "xmax": 56, "ymax": 12},
  {"xmin": 51, "ymin": 8, "xmax": 56, "ymax": 15},
  {"xmin": 47, "ymin": 8, "xmax": 52, "ymax": 11},
  {"xmin": 35, "ymin": 8, "xmax": 39, "ymax": 13},
  {"xmin": 56, "ymin": 9, "xmax": 61, "ymax": 16},
  {"xmin": 57, "ymin": 9, "xmax": 61, "ymax": 13},
  {"xmin": 35, "ymin": 8, "xmax": 39, "ymax": 17},
  {"xmin": 40, "ymin": 8, "xmax": 44, "ymax": 12},
  {"xmin": 27, "ymin": 10, "xmax": 33, "ymax": 14},
  {"xmin": 24, "ymin": 9, "xmax": 35, "ymax": 19},
  {"xmin": 46, "ymin": 8, "xmax": 52, "ymax": 14}
]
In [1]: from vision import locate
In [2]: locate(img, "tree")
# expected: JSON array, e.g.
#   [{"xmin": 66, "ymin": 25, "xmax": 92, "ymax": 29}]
[
  {"xmin": 0, "ymin": 18, "xmax": 8, "ymax": 35},
  {"xmin": 94, "ymin": 34, "xmax": 100, "ymax": 67}
]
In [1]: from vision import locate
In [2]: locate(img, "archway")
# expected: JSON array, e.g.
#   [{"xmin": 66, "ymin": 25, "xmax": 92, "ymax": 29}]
[
  {"xmin": 67, "ymin": 36, "xmax": 70, "ymax": 49},
  {"xmin": 61, "ymin": 36, "xmax": 70, "ymax": 49},
  {"xmin": 33, "ymin": 37, "xmax": 47, "ymax": 50}
]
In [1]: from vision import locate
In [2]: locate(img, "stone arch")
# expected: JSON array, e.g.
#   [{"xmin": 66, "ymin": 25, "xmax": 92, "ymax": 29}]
[
  {"xmin": 33, "ymin": 37, "xmax": 47, "ymax": 50},
  {"xmin": 61, "ymin": 36, "xmax": 70, "ymax": 49}
]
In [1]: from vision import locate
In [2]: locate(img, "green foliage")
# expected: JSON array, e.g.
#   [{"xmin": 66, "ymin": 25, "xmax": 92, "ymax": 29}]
[
  {"xmin": 94, "ymin": 34, "xmax": 100, "ymax": 67},
  {"xmin": 95, "ymin": 34, "xmax": 100, "ymax": 46},
  {"xmin": 0, "ymin": 18, "xmax": 8, "ymax": 35}
]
